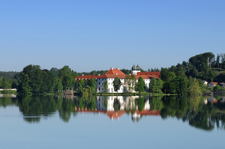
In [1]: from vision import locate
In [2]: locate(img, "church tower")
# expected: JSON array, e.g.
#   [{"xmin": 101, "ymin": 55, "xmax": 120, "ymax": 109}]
[{"xmin": 131, "ymin": 65, "xmax": 141, "ymax": 75}]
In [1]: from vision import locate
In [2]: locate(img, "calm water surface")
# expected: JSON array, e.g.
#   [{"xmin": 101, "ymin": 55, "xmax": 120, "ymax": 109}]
[{"xmin": 0, "ymin": 95, "xmax": 225, "ymax": 149}]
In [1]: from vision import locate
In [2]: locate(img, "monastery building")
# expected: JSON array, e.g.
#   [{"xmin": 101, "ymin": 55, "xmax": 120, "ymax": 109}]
[{"xmin": 75, "ymin": 65, "xmax": 160, "ymax": 93}]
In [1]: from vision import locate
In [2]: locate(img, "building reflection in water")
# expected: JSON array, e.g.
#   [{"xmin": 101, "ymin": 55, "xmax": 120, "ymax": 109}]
[
  {"xmin": 0, "ymin": 94, "xmax": 17, "ymax": 98},
  {"xmin": 75, "ymin": 96, "xmax": 160, "ymax": 122}
]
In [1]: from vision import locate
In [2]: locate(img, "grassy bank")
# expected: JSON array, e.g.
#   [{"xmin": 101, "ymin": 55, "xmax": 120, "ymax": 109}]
[
  {"xmin": 94, "ymin": 92, "xmax": 172, "ymax": 96},
  {"xmin": 16, "ymin": 92, "xmax": 63, "ymax": 96},
  {"xmin": 0, "ymin": 90, "xmax": 17, "ymax": 94}
]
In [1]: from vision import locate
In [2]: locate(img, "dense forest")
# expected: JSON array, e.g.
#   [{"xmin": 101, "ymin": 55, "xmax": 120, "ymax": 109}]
[{"xmin": 1, "ymin": 52, "xmax": 225, "ymax": 95}]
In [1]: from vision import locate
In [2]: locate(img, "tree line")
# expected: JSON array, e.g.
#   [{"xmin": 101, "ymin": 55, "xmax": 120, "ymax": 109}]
[
  {"xmin": 2, "ymin": 52, "xmax": 225, "ymax": 96},
  {"xmin": 17, "ymin": 65, "xmax": 79, "ymax": 95}
]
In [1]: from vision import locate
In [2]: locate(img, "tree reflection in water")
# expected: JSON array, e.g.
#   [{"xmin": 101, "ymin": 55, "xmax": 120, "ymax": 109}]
[
  {"xmin": 1, "ymin": 94, "xmax": 225, "ymax": 131},
  {"xmin": 160, "ymin": 95, "xmax": 225, "ymax": 131}
]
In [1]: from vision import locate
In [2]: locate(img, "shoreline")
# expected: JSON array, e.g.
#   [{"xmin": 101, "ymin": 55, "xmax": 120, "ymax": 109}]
[{"xmin": 92, "ymin": 92, "xmax": 173, "ymax": 96}]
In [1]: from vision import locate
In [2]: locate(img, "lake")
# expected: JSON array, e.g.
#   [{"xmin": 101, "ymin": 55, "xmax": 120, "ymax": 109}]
[{"xmin": 0, "ymin": 95, "xmax": 225, "ymax": 149}]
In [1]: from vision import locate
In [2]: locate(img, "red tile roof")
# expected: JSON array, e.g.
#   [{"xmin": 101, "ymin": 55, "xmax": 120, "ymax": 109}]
[
  {"xmin": 211, "ymin": 100, "xmax": 218, "ymax": 104},
  {"xmin": 210, "ymin": 82, "xmax": 218, "ymax": 85},
  {"xmin": 106, "ymin": 110, "xmax": 125, "ymax": 119},
  {"xmin": 135, "ymin": 75, "xmax": 151, "ymax": 79},
  {"xmin": 137, "ymin": 72, "xmax": 160, "ymax": 77},
  {"xmin": 74, "ymin": 108, "xmax": 160, "ymax": 119},
  {"xmin": 74, "ymin": 75, "xmax": 99, "ymax": 81},
  {"xmin": 74, "ymin": 68, "xmax": 160, "ymax": 80},
  {"xmin": 136, "ymin": 109, "xmax": 160, "ymax": 116},
  {"xmin": 105, "ymin": 68, "xmax": 125, "ymax": 75}
]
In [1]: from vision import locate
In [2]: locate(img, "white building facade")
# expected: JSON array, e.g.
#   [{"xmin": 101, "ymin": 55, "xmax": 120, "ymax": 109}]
[
  {"xmin": 96, "ymin": 96, "xmax": 150, "ymax": 112},
  {"xmin": 75, "ymin": 66, "xmax": 160, "ymax": 93}
]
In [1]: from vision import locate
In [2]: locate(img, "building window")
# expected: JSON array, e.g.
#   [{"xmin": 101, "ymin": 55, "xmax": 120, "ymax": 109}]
[
  {"xmin": 99, "ymin": 87, "xmax": 100, "ymax": 90},
  {"xmin": 99, "ymin": 82, "xmax": 100, "ymax": 85}
]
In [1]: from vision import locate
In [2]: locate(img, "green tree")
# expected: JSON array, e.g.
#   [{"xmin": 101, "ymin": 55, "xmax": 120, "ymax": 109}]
[
  {"xmin": 135, "ymin": 77, "xmax": 145, "ymax": 92},
  {"xmin": 113, "ymin": 77, "xmax": 122, "ymax": 92},
  {"xmin": 81, "ymin": 86, "xmax": 92, "ymax": 96},
  {"xmin": 222, "ymin": 61, "xmax": 225, "ymax": 69},
  {"xmin": 150, "ymin": 78, "xmax": 163, "ymax": 93},
  {"xmin": 149, "ymin": 78, "xmax": 157, "ymax": 93},
  {"xmin": 120, "ymin": 69, "xmax": 132, "ymax": 74},
  {"xmin": 20, "ymin": 74, "xmax": 32, "ymax": 95},
  {"xmin": 113, "ymin": 98, "xmax": 121, "ymax": 112},
  {"xmin": 197, "ymin": 79, "xmax": 203, "ymax": 91},
  {"xmin": 124, "ymin": 74, "xmax": 136, "ymax": 92},
  {"xmin": 160, "ymin": 68, "xmax": 169, "ymax": 81},
  {"xmin": 104, "ymin": 80, "xmax": 108, "ymax": 93},
  {"xmin": 1, "ymin": 77, "xmax": 11, "ymax": 89},
  {"xmin": 0, "ymin": 78, "xmax": 2, "ymax": 88},
  {"xmin": 149, "ymin": 96, "xmax": 164, "ymax": 112},
  {"xmin": 18, "ymin": 65, "xmax": 47, "ymax": 94},
  {"xmin": 188, "ymin": 78, "xmax": 202, "ymax": 96},
  {"xmin": 72, "ymin": 71, "xmax": 79, "ymax": 78},
  {"xmin": 208, "ymin": 69, "xmax": 217, "ymax": 82},
  {"xmin": 175, "ymin": 70, "xmax": 187, "ymax": 78},
  {"xmin": 11, "ymin": 79, "xmax": 18, "ymax": 89},
  {"xmin": 50, "ymin": 67, "xmax": 60, "ymax": 77},
  {"xmin": 59, "ymin": 66, "xmax": 74, "ymax": 91},
  {"xmin": 167, "ymin": 72, "xmax": 176, "ymax": 82},
  {"xmin": 163, "ymin": 81, "xmax": 176, "ymax": 94},
  {"xmin": 213, "ymin": 73, "xmax": 225, "ymax": 82},
  {"xmin": 192, "ymin": 68, "xmax": 199, "ymax": 78},
  {"xmin": 174, "ymin": 77, "xmax": 187, "ymax": 96},
  {"xmin": 87, "ymin": 78, "xmax": 96, "ymax": 93},
  {"xmin": 104, "ymin": 97, "xmax": 108, "ymax": 109},
  {"xmin": 216, "ymin": 54, "xmax": 220, "ymax": 68},
  {"xmin": 41, "ymin": 71, "xmax": 56, "ymax": 93},
  {"xmin": 213, "ymin": 85, "xmax": 224, "ymax": 92},
  {"xmin": 19, "ymin": 65, "xmax": 43, "ymax": 93},
  {"xmin": 30, "ymin": 65, "xmax": 43, "ymax": 93},
  {"xmin": 189, "ymin": 96, "xmax": 202, "ymax": 112},
  {"xmin": 54, "ymin": 78, "xmax": 63, "ymax": 92},
  {"xmin": 136, "ymin": 97, "xmax": 145, "ymax": 112},
  {"xmin": 156, "ymin": 78, "xmax": 164, "ymax": 93},
  {"xmin": 189, "ymin": 52, "xmax": 214, "ymax": 72},
  {"xmin": 160, "ymin": 69, "xmax": 176, "ymax": 82},
  {"xmin": 78, "ymin": 79, "xmax": 84, "ymax": 93}
]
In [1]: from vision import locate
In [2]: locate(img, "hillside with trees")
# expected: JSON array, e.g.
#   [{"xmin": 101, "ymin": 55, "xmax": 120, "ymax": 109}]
[{"xmin": 160, "ymin": 52, "xmax": 225, "ymax": 94}]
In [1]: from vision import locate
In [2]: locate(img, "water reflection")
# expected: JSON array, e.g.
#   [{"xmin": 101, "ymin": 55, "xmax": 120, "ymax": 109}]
[
  {"xmin": 1, "ymin": 95, "xmax": 225, "ymax": 131},
  {"xmin": 86, "ymin": 96, "xmax": 160, "ymax": 121}
]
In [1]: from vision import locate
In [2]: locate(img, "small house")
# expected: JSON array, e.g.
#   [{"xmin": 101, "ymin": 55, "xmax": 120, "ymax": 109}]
[
  {"xmin": 219, "ymin": 82, "xmax": 225, "ymax": 87},
  {"xmin": 208, "ymin": 98, "xmax": 218, "ymax": 104},
  {"xmin": 208, "ymin": 82, "xmax": 218, "ymax": 87}
]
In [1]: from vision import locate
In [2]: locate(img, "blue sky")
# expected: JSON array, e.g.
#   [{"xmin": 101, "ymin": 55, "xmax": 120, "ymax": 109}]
[{"xmin": 1, "ymin": 0, "xmax": 225, "ymax": 72}]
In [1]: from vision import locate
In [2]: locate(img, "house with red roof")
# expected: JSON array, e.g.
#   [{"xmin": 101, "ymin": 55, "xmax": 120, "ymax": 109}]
[
  {"xmin": 208, "ymin": 82, "xmax": 218, "ymax": 87},
  {"xmin": 74, "ymin": 65, "xmax": 160, "ymax": 93}
]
